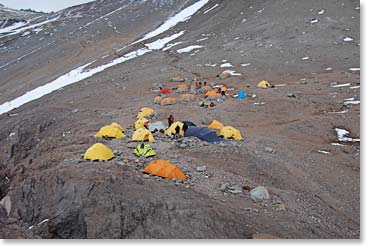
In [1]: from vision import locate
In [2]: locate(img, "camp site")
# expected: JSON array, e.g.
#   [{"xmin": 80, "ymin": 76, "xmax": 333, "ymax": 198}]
[{"xmin": 0, "ymin": 0, "xmax": 360, "ymax": 240}]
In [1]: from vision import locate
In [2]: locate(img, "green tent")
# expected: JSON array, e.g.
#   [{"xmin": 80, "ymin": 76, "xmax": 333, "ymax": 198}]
[{"xmin": 134, "ymin": 143, "xmax": 157, "ymax": 158}]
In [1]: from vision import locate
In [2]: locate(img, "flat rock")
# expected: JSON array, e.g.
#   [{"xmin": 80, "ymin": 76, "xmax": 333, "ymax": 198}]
[
  {"xmin": 196, "ymin": 165, "xmax": 207, "ymax": 172},
  {"xmin": 264, "ymin": 147, "xmax": 274, "ymax": 153}
]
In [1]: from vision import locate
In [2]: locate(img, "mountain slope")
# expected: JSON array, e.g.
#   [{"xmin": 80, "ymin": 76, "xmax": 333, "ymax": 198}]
[{"xmin": 0, "ymin": 0, "xmax": 360, "ymax": 239}]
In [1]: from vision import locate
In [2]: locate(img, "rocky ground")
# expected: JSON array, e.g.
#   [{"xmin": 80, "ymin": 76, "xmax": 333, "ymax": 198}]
[{"xmin": 0, "ymin": 0, "xmax": 360, "ymax": 239}]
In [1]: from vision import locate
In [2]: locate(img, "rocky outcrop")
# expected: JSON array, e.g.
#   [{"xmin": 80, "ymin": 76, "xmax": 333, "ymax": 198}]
[{"xmin": 5, "ymin": 164, "xmax": 252, "ymax": 239}]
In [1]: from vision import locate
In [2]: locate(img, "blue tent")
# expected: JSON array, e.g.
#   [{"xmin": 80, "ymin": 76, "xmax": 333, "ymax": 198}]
[
  {"xmin": 238, "ymin": 90, "xmax": 246, "ymax": 100},
  {"xmin": 182, "ymin": 121, "xmax": 197, "ymax": 127},
  {"xmin": 184, "ymin": 127, "xmax": 223, "ymax": 144}
]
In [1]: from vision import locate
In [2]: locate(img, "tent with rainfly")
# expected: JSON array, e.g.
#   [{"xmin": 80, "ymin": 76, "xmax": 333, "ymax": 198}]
[
  {"xmin": 144, "ymin": 160, "xmax": 186, "ymax": 180},
  {"xmin": 110, "ymin": 122, "xmax": 125, "ymax": 132},
  {"xmin": 95, "ymin": 125, "xmax": 126, "ymax": 138},
  {"xmin": 83, "ymin": 143, "xmax": 115, "ymax": 161},
  {"xmin": 160, "ymin": 97, "xmax": 178, "ymax": 106},
  {"xmin": 165, "ymin": 121, "xmax": 185, "ymax": 136},
  {"xmin": 198, "ymin": 85, "xmax": 212, "ymax": 93},
  {"xmin": 132, "ymin": 128, "xmax": 155, "ymax": 142},
  {"xmin": 180, "ymin": 94, "xmax": 195, "ymax": 102},
  {"xmin": 184, "ymin": 127, "xmax": 223, "ymax": 144},
  {"xmin": 160, "ymin": 87, "xmax": 172, "ymax": 94},
  {"xmin": 208, "ymin": 120, "xmax": 224, "ymax": 130},
  {"xmin": 177, "ymin": 84, "xmax": 190, "ymax": 93},
  {"xmin": 137, "ymin": 107, "xmax": 154, "ymax": 119},
  {"xmin": 182, "ymin": 121, "xmax": 196, "ymax": 127},
  {"xmin": 217, "ymin": 126, "xmax": 244, "ymax": 140},
  {"xmin": 257, "ymin": 80, "xmax": 272, "ymax": 88},
  {"xmin": 134, "ymin": 118, "xmax": 149, "ymax": 130},
  {"xmin": 205, "ymin": 90, "xmax": 221, "ymax": 101},
  {"xmin": 134, "ymin": 143, "xmax": 157, "ymax": 158}
]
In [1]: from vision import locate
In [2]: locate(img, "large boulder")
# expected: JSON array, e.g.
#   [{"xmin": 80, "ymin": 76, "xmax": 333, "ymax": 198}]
[{"xmin": 249, "ymin": 186, "xmax": 270, "ymax": 202}]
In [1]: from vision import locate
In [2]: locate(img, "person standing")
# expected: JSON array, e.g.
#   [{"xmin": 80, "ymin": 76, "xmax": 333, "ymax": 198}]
[{"xmin": 168, "ymin": 114, "xmax": 174, "ymax": 127}]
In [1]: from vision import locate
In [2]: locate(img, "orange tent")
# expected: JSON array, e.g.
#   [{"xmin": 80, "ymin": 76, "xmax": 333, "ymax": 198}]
[
  {"xmin": 180, "ymin": 94, "xmax": 195, "ymax": 102},
  {"xmin": 144, "ymin": 160, "xmax": 187, "ymax": 180},
  {"xmin": 171, "ymin": 76, "xmax": 185, "ymax": 82},
  {"xmin": 154, "ymin": 96, "xmax": 163, "ymax": 104},
  {"xmin": 205, "ymin": 90, "xmax": 218, "ymax": 97},
  {"xmin": 199, "ymin": 85, "xmax": 211, "ymax": 93},
  {"xmin": 160, "ymin": 97, "xmax": 178, "ymax": 106},
  {"xmin": 221, "ymin": 86, "xmax": 228, "ymax": 92},
  {"xmin": 177, "ymin": 84, "xmax": 190, "ymax": 93},
  {"xmin": 205, "ymin": 90, "xmax": 221, "ymax": 100}
]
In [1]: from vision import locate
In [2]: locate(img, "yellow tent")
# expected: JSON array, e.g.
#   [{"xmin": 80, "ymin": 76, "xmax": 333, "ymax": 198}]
[
  {"xmin": 132, "ymin": 128, "xmax": 155, "ymax": 142},
  {"xmin": 83, "ymin": 143, "xmax": 115, "ymax": 161},
  {"xmin": 110, "ymin": 122, "xmax": 125, "ymax": 132},
  {"xmin": 134, "ymin": 118, "xmax": 149, "ymax": 130},
  {"xmin": 95, "ymin": 125, "xmax": 125, "ymax": 138},
  {"xmin": 217, "ymin": 126, "xmax": 244, "ymax": 140},
  {"xmin": 165, "ymin": 121, "xmax": 184, "ymax": 136},
  {"xmin": 208, "ymin": 120, "xmax": 224, "ymax": 130},
  {"xmin": 257, "ymin": 80, "xmax": 272, "ymax": 88},
  {"xmin": 144, "ymin": 160, "xmax": 186, "ymax": 180},
  {"xmin": 137, "ymin": 107, "xmax": 154, "ymax": 119}
]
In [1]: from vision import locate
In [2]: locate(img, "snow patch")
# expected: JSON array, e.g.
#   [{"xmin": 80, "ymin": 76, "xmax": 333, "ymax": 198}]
[
  {"xmin": 220, "ymin": 63, "xmax": 233, "ymax": 68},
  {"xmin": 177, "ymin": 45, "xmax": 202, "ymax": 53},
  {"xmin": 224, "ymin": 70, "xmax": 241, "ymax": 76},
  {"xmin": 317, "ymin": 150, "xmax": 330, "ymax": 155},
  {"xmin": 302, "ymin": 57, "xmax": 310, "ymax": 60},
  {"xmin": 349, "ymin": 68, "xmax": 360, "ymax": 71},
  {"xmin": 343, "ymin": 37, "xmax": 353, "ymax": 42},
  {"xmin": 162, "ymin": 41, "xmax": 182, "ymax": 51},
  {"xmin": 335, "ymin": 128, "xmax": 360, "ymax": 142},
  {"xmin": 331, "ymin": 83, "xmax": 351, "ymax": 88},
  {"xmin": 196, "ymin": 37, "xmax": 208, "ymax": 42},
  {"xmin": 241, "ymin": 63, "xmax": 251, "ymax": 67}
]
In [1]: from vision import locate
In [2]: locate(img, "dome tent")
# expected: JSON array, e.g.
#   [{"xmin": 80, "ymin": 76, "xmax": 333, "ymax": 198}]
[
  {"xmin": 83, "ymin": 143, "xmax": 115, "ymax": 161},
  {"xmin": 95, "ymin": 125, "xmax": 125, "ymax": 139},
  {"xmin": 144, "ymin": 160, "xmax": 186, "ymax": 180},
  {"xmin": 218, "ymin": 126, "xmax": 244, "ymax": 140}
]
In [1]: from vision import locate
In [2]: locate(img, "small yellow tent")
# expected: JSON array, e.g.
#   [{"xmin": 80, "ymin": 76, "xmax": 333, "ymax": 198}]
[
  {"xmin": 217, "ymin": 126, "xmax": 244, "ymax": 140},
  {"xmin": 83, "ymin": 143, "xmax": 115, "ymax": 161},
  {"xmin": 257, "ymin": 80, "xmax": 272, "ymax": 88},
  {"xmin": 110, "ymin": 122, "xmax": 125, "ymax": 132},
  {"xmin": 137, "ymin": 107, "xmax": 154, "ymax": 119},
  {"xmin": 95, "ymin": 125, "xmax": 125, "ymax": 138},
  {"xmin": 144, "ymin": 160, "xmax": 186, "ymax": 180},
  {"xmin": 132, "ymin": 128, "xmax": 155, "ymax": 142},
  {"xmin": 208, "ymin": 120, "xmax": 224, "ymax": 130},
  {"xmin": 134, "ymin": 118, "xmax": 149, "ymax": 130},
  {"xmin": 165, "ymin": 121, "xmax": 184, "ymax": 136}
]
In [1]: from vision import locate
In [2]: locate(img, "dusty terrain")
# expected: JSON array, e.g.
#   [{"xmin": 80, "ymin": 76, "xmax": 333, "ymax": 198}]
[{"xmin": 0, "ymin": 0, "xmax": 360, "ymax": 239}]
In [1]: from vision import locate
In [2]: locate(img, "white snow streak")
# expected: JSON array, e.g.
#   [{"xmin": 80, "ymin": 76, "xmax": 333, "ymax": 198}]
[
  {"xmin": 203, "ymin": 4, "xmax": 219, "ymax": 14},
  {"xmin": 134, "ymin": 0, "xmax": 209, "ymax": 43},
  {"xmin": 0, "ymin": 16, "xmax": 60, "ymax": 38},
  {"xmin": 177, "ymin": 45, "xmax": 202, "ymax": 53}
]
